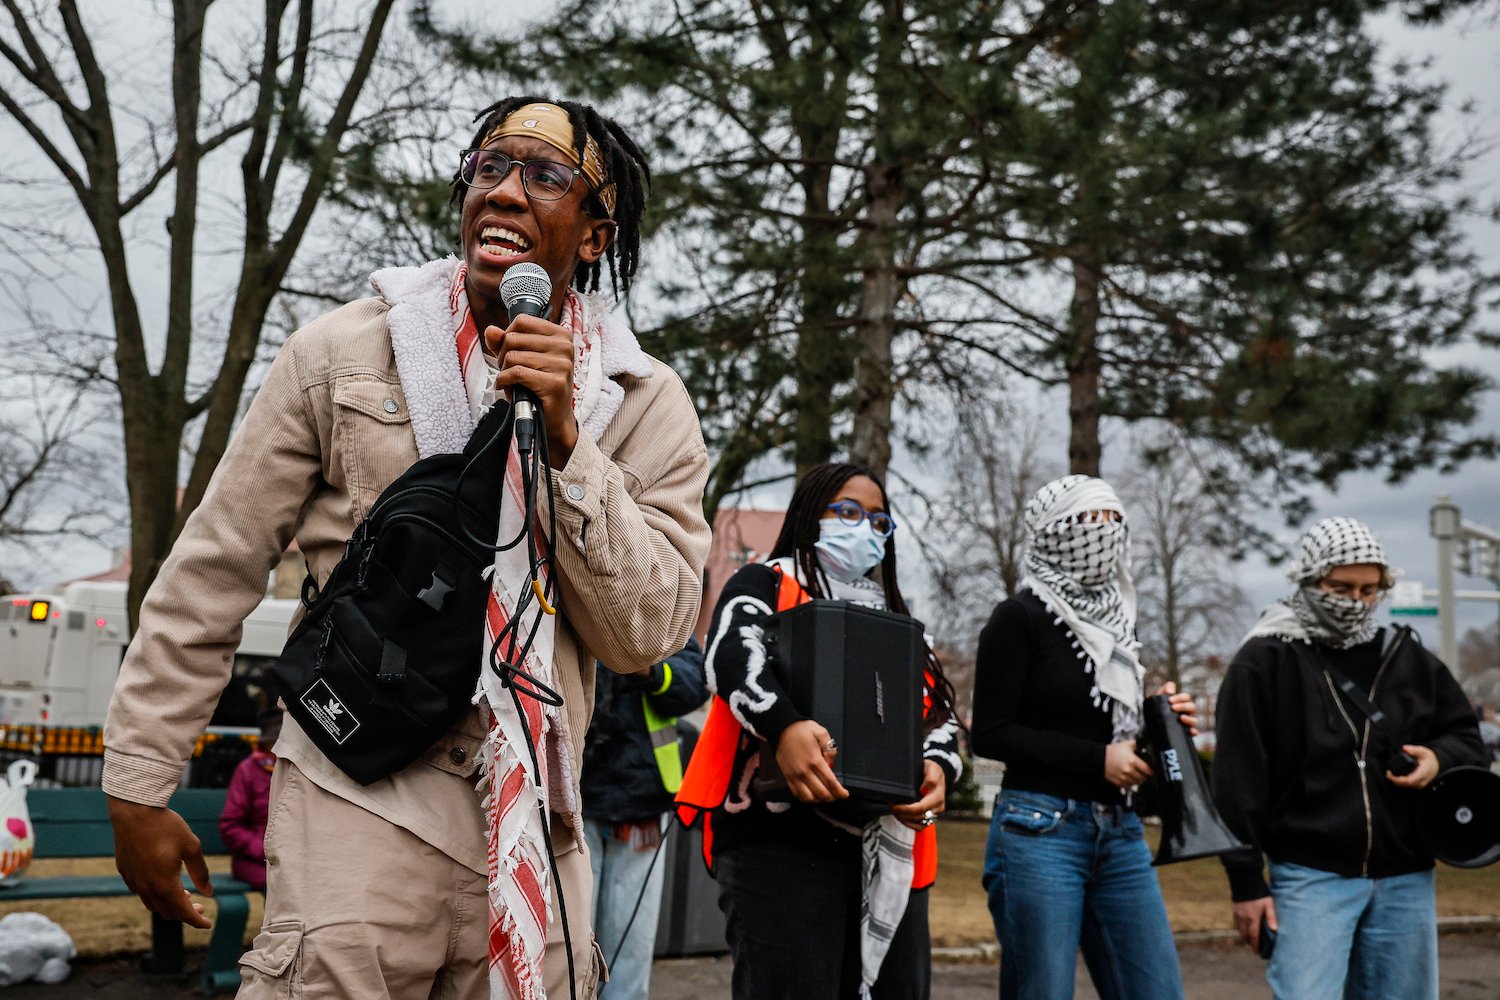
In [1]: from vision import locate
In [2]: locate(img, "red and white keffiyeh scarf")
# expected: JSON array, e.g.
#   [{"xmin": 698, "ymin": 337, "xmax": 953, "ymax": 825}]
[
  {"xmin": 451, "ymin": 265, "xmax": 568, "ymax": 999},
  {"xmin": 371, "ymin": 257, "xmax": 654, "ymax": 999}
]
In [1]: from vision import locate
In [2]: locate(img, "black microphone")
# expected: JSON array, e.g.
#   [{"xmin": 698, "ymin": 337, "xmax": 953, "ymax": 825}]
[{"xmin": 499, "ymin": 262, "xmax": 552, "ymax": 453}]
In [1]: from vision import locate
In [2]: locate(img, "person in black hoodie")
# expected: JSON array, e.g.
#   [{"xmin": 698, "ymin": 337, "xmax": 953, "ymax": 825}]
[
  {"xmin": 1212, "ymin": 516, "xmax": 1486, "ymax": 1000},
  {"xmin": 582, "ymin": 639, "xmax": 708, "ymax": 1000}
]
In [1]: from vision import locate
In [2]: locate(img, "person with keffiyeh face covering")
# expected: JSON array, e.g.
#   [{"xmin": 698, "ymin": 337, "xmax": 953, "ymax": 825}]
[
  {"xmin": 1212, "ymin": 517, "xmax": 1485, "ymax": 1000},
  {"xmin": 970, "ymin": 474, "xmax": 1196, "ymax": 1000},
  {"xmin": 103, "ymin": 95, "xmax": 711, "ymax": 1000}
]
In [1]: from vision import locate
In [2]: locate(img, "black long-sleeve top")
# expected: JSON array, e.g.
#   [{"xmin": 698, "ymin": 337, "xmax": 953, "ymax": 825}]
[
  {"xmin": 1211, "ymin": 627, "xmax": 1487, "ymax": 901},
  {"xmin": 970, "ymin": 591, "xmax": 1124, "ymax": 806}
]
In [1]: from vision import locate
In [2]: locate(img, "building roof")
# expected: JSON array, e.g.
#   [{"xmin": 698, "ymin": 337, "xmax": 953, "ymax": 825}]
[{"xmin": 698, "ymin": 507, "xmax": 785, "ymax": 640}]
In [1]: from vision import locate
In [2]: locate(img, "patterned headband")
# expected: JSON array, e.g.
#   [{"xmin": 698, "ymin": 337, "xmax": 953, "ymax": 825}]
[{"xmin": 483, "ymin": 103, "xmax": 617, "ymax": 217}]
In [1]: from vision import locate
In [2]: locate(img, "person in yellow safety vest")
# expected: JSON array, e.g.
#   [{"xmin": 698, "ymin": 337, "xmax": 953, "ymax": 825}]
[
  {"xmin": 581, "ymin": 638, "xmax": 707, "ymax": 1000},
  {"xmin": 676, "ymin": 462, "xmax": 964, "ymax": 1000}
]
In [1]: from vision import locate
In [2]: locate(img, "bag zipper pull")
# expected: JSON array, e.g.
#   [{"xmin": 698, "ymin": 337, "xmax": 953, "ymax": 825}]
[
  {"xmin": 356, "ymin": 544, "xmax": 376, "ymax": 588},
  {"xmin": 315, "ymin": 617, "xmax": 333, "ymax": 672}
]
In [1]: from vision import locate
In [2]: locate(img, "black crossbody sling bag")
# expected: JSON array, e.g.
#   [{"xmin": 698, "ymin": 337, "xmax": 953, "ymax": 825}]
[{"xmin": 271, "ymin": 401, "xmax": 513, "ymax": 785}]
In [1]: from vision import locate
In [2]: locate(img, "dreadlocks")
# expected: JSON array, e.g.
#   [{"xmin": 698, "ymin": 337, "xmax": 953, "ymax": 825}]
[
  {"xmin": 769, "ymin": 462, "xmax": 962, "ymax": 729},
  {"xmin": 451, "ymin": 94, "xmax": 650, "ymax": 297}
]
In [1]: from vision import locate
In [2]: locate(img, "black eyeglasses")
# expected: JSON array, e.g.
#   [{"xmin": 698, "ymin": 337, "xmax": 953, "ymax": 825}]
[
  {"xmin": 459, "ymin": 148, "xmax": 585, "ymax": 202},
  {"xmin": 825, "ymin": 500, "xmax": 897, "ymax": 539}
]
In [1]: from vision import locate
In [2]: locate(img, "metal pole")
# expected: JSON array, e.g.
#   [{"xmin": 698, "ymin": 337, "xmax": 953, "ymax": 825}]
[{"xmin": 1431, "ymin": 495, "xmax": 1460, "ymax": 668}]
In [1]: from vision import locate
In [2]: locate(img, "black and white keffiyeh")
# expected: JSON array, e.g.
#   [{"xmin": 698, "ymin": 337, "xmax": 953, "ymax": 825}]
[
  {"xmin": 762, "ymin": 557, "xmax": 913, "ymax": 998},
  {"xmin": 1246, "ymin": 516, "xmax": 1391, "ymax": 650},
  {"xmin": 1019, "ymin": 475, "xmax": 1144, "ymax": 743}
]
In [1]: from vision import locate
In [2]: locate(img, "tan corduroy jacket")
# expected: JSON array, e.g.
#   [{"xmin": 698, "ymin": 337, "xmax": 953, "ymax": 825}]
[{"xmin": 102, "ymin": 294, "xmax": 710, "ymax": 874}]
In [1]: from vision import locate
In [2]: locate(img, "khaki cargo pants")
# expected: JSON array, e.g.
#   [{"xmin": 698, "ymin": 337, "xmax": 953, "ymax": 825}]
[{"xmin": 236, "ymin": 761, "xmax": 600, "ymax": 999}]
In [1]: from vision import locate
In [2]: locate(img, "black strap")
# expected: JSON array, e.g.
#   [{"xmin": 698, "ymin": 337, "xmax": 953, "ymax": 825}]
[
  {"xmin": 376, "ymin": 639, "xmax": 408, "ymax": 685},
  {"xmin": 1323, "ymin": 627, "xmax": 1412, "ymax": 753}
]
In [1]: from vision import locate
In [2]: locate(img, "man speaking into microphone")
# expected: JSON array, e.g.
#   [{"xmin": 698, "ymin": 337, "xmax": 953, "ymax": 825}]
[{"xmin": 103, "ymin": 96, "xmax": 710, "ymax": 999}]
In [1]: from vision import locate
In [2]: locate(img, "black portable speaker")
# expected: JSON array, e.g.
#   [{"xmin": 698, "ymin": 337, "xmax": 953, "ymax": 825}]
[{"xmin": 760, "ymin": 599, "xmax": 925, "ymax": 803}]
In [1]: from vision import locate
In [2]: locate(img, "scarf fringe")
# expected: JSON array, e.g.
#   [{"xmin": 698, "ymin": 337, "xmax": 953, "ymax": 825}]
[{"xmin": 1027, "ymin": 581, "xmax": 1140, "ymax": 740}]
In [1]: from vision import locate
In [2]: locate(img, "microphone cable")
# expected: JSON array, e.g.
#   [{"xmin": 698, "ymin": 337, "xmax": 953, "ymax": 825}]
[
  {"xmin": 455, "ymin": 390, "xmax": 579, "ymax": 1000},
  {"xmin": 606, "ymin": 813, "xmax": 673, "ymax": 971}
]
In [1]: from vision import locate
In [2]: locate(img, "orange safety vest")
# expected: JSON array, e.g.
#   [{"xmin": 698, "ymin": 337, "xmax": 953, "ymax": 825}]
[{"xmin": 674, "ymin": 568, "xmax": 939, "ymax": 888}]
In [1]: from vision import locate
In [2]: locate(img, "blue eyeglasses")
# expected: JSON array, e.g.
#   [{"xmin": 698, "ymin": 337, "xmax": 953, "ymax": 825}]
[{"xmin": 825, "ymin": 500, "xmax": 897, "ymax": 539}]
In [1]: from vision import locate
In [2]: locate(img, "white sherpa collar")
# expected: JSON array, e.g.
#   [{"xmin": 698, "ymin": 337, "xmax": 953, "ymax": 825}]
[{"xmin": 369, "ymin": 257, "xmax": 654, "ymax": 459}]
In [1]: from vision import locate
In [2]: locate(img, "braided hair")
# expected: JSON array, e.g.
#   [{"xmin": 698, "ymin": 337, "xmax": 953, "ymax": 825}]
[
  {"xmin": 451, "ymin": 95, "xmax": 650, "ymax": 297},
  {"xmin": 769, "ymin": 462, "xmax": 960, "ymax": 728}
]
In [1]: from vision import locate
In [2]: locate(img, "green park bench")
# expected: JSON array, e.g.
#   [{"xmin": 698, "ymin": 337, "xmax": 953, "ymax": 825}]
[{"xmin": 0, "ymin": 786, "xmax": 258, "ymax": 995}]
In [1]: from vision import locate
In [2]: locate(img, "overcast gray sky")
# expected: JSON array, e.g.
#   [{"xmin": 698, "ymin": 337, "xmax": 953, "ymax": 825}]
[{"xmin": 3, "ymin": 3, "xmax": 1498, "ymax": 656}]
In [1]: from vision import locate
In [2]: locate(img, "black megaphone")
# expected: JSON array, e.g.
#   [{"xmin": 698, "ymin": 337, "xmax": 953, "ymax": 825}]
[
  {"xmin": 1138, "ymin": 693, "xmax": 1249, "ymax": 866},
  {"xmin": 1417, "ymin": 765, "xmax": 1500, "ymax": 869}
]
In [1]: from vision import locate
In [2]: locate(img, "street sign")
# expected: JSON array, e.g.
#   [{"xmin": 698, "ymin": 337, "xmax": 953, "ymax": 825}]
[
  {"xmin": 1390, "ymin": 581, "xmax": 1426, "ymax": 608},
  {"xmin": 1390, "ymin": 607, "xmax": 1438, "ymax": 617}
]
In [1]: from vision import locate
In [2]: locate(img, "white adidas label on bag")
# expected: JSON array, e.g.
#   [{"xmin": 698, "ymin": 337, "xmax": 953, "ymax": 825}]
[{"xmin": 301, "ymin": 678, "xmax": 361, "ymax": 745}]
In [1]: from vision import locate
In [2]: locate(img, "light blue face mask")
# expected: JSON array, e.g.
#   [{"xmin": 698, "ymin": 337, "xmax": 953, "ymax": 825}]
[{"xmin": 814, "ymin": 518, "xmax": 887, "ymax": 584}]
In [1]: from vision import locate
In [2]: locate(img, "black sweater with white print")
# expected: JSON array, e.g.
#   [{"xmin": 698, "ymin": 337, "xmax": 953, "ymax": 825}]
[{"xmin": 703, "ymin": 561, "xmax": 963, "ymax": 858}]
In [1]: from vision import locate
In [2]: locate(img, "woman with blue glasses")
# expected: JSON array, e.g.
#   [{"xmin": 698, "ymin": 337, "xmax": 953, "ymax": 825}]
[
  {"xmin": 971, "ymin": 474, "xmax": 1197, "ymax": 1000},
  {"xmin": 678, "ymin": 462, "xmax": 963, "ymax": 998}
]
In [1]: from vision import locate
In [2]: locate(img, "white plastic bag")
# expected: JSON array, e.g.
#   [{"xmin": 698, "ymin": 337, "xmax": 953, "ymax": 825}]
[
  {"xmin": 0, "ymin": 912, "xmax": 75, "ymax": 985},
  {"xmin": 0, "ymin": 759, "xmax": 37, "ymax": 886}
]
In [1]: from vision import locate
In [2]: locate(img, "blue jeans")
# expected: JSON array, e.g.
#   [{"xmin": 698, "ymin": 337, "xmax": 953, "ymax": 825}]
[
  {"xmin": 981, "ymin": 790, "xmax": 1184, "ymax": 1000},
  {"xmin": 584, "ymin": 817, "xmax": 669, "ymax": 1000},
  {"xmin": 1266, "ymin": 861, "xmax": 1437, "ymax": 1000}
]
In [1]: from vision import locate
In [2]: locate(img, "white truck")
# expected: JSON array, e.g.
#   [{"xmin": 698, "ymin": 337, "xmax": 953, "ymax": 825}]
[{"xmin": 1, "ymin": 580, "xmax": 297, "ymax": 730}]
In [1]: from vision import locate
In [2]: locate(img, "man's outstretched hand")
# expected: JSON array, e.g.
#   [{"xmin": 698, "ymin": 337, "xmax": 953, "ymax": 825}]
[{"xmin": 108, "ymin": 796, "xmax": 213, "ymax": 929}]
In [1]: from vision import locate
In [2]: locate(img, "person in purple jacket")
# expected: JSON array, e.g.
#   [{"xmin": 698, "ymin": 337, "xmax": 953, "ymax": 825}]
[{"xmin": 218, "ymin": 711, "xmax": 281, "ymax": 891}]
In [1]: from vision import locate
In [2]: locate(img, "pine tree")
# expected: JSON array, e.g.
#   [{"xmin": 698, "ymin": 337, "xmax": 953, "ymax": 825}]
[
  {"xmin": 413, "ymin": 0, "xmax": 1073, "ymax": 514},
  {"xmin": 996, "ymin": 0, "xmax": 1495, "ymax": 513},
  {"xmin": 412, "ymin": 0, "xmax": 1494, "ymax": 530}
]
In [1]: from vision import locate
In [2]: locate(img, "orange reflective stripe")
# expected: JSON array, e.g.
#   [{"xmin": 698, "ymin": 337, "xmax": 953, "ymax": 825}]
[
  {"xmin": 674, "ymin": 697, "xmax": 741, "ymax": 824},
  {"xmin": 776, "ymin": 567, "xmax": 811, "ymax": 611},
  {"xmin": 912, "ymin": 825, "xmax": 937, "ymax": 888},
  {"xmin": 916, "ymin": 664, "xmax": 944, "ymax": 884},
  {"xmin": 673, "ymin": 566, "xmax": 812, "ymax": 873}
]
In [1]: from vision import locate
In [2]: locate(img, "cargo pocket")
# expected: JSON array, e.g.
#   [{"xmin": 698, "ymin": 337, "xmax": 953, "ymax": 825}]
[
  {"xmin": 238, "ymin": 920, "xmax": 303, "ymax": 998},
  {"xmin": 588, "ymin": 935, "xmax": 609, "ymax": 993}
]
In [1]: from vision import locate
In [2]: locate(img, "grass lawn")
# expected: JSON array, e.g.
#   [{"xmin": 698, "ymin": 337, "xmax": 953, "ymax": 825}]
[
  {"xmin": 4, "ymin": 819, "xmax": 1496, "ymax": 958},
  {"xmin": 0, "ymin": 857, "xmax": 264, "ymax": 958},
  {"xmin": 930, "ymin": 817, "xmax": 1500, "ymax": 948}
]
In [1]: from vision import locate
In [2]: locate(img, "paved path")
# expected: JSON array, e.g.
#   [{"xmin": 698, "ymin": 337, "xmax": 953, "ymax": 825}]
[
  {"xmin": 650, "ymin": 931, "xmax": 1500, "ymax": 1000},
  {"xmin": 12, "ymin": 931, "xmax": 1500, "ymax": 997}
]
